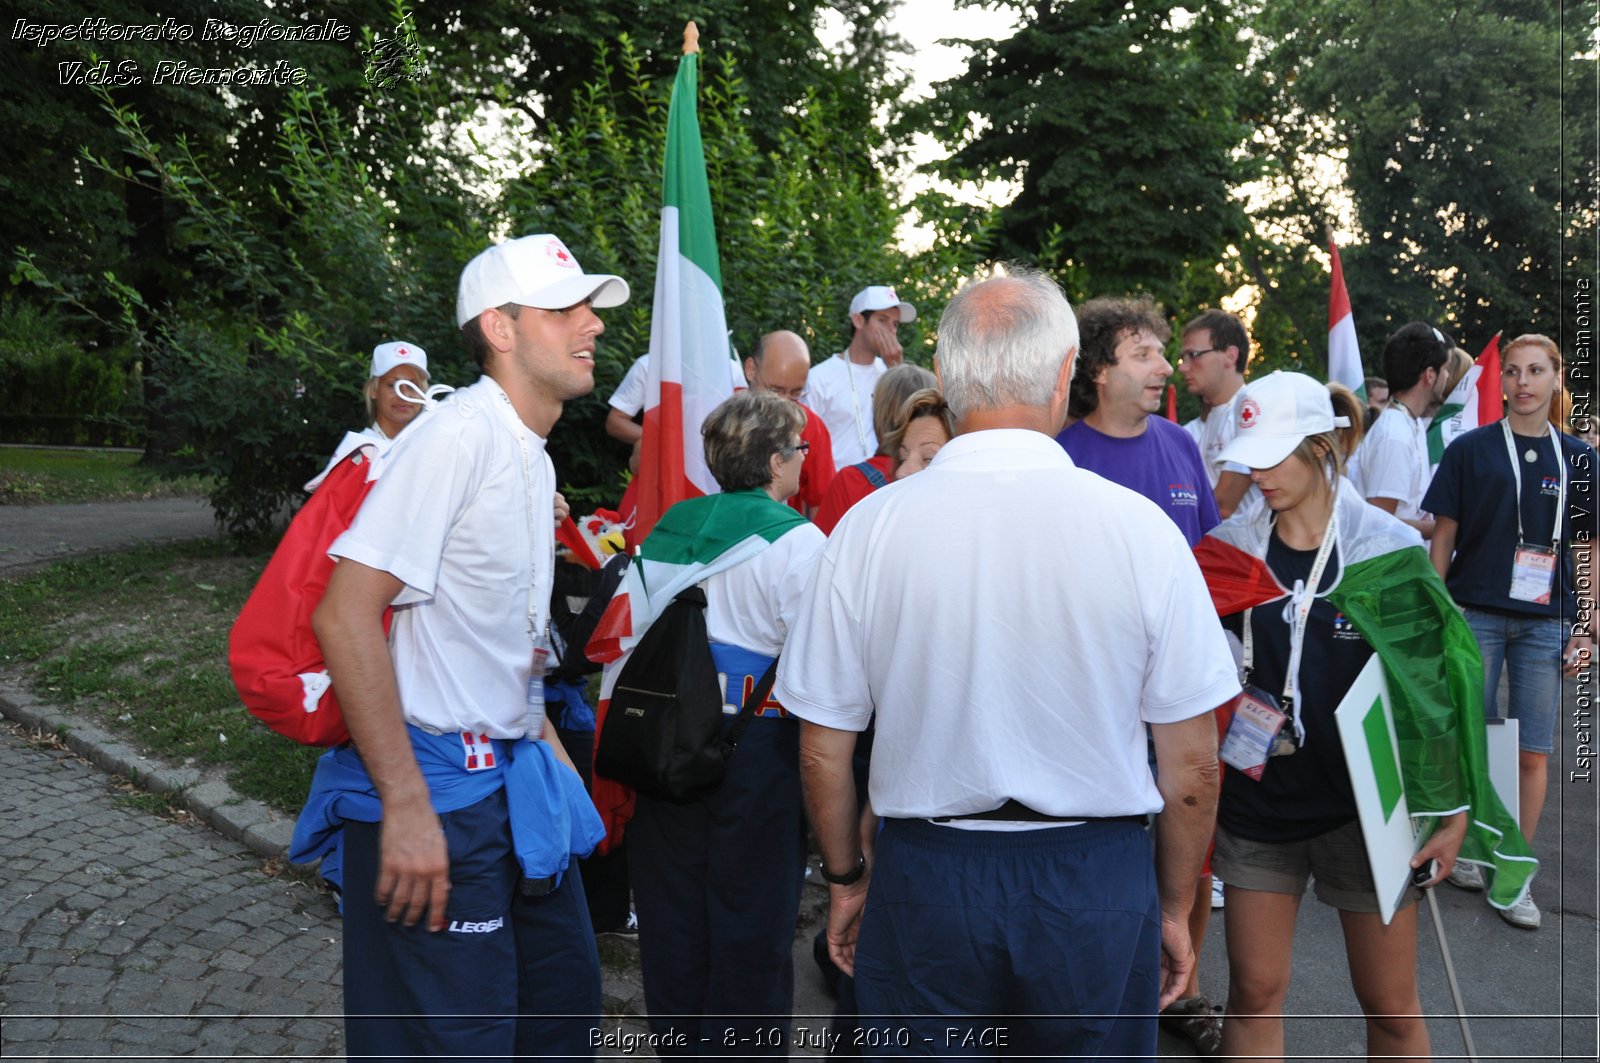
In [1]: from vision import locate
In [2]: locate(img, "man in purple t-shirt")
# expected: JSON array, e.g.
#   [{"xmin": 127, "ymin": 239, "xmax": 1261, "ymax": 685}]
[{"xmin": 1057, "ymin": 297, "xmax": 1220, "ymax": 547}]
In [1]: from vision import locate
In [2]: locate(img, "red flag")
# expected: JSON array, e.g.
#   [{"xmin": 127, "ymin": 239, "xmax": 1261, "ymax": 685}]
[
  {"xmin": 1166, "ymin": 384, "xmax": 1178, "ymax": 422},
  {"xmin": 1476, "ymin": 332, "xmax": 1503, "ymax": 424}
]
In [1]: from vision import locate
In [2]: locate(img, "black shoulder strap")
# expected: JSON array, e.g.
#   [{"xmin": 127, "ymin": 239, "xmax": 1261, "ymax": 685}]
[
  {"xmin": 721, "ymin": 654, "xmax": 780, "ymax": 754},
  {"xmin": 852, "ymin": 460, "xmax": 889, "ymax": 490}
]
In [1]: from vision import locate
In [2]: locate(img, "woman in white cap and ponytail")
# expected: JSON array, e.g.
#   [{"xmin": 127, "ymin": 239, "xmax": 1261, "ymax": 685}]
[{"xmin": 1190, "ymin": 371, "xmax": 1532, "ymax": 1062}]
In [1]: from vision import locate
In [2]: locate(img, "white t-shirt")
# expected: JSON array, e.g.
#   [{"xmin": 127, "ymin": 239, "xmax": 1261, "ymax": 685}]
[
  {"xmin": 704, "ymin": 523, "xmax": 826, "ymax": 656},
  {"xmin": 806, "ymin": 353, "xmax": 887, "ymax": 470},
  {"xmin": 775, "ymin": 429, "xmax": 1239, "ymax": 820},
  {"xmin": 1197, "ymin": 388, "xmax": 1250, "ymax": 488},
  {"xmin": 1355, "ymin": 405, "xmax": 1433, "ymax": 523},
  {"xmin": 330, "ymin": 376, "xmax": 556, "ymax": 739},
  {"xmin": 608, "ymin": 353, "xmax": 747, "ymax": 416}
]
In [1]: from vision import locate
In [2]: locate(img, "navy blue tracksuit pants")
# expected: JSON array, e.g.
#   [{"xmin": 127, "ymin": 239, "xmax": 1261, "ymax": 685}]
[{"xmin": 628, "ymin": 713, "xmax": 807, "ymax": 1056}]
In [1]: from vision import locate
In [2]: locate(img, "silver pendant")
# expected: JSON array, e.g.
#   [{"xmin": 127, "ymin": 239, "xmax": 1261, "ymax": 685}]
[{"xmin": 1525, "ymin": 448, "xmax": 1539, "ymax": 463}]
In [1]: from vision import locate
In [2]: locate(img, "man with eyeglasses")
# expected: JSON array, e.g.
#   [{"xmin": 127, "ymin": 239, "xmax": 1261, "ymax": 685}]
[
  {"xmin": 745, "ymin": 329, "xmax": 835, "ymax": 519},
  {"xmin": 1177, "ymin": 309, "xmax": 1255, "ymax": 518},
  {"xmin": 807, "ymin": 286, "xmax": 916, "ymax": 471}
]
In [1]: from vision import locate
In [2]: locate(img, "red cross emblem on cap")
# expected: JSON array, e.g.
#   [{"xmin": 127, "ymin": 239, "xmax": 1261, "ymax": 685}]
[
  {"xmin": 547, "ymin": 237, "xmax": 576, "ymax": 268},
  {"xmin": 397, "ymin": 347, "xmax": 409, "ymax": 357},
  {"xmin": 1239, "ymin": 398, "xmax": 1261, "ymax": 428}
]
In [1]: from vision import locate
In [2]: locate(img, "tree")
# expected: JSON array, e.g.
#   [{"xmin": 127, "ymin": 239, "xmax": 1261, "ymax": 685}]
[
  {"xmin": 908, "ymin": 0, "xmax": 1252, "ymax": 308},
  {"xmin": 497, "ymin": 38, "xmax": 983, "ymax": 504},
  {"xmin": 1238, "ymin": 0, "xmax": 1595, "ymax": 362}
]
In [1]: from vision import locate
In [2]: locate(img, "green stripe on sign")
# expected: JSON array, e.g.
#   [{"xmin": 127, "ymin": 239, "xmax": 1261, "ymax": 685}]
[{"xmin": 1362, "ymin": 696, "xmax": 1403, "ymax": 820}]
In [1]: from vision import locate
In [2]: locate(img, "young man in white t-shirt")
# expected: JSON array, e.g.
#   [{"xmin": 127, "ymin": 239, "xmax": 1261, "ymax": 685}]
[
  {"xmin": 1177, "ymin": 309, "xmax": 1255, "ymax": 518},
  {"xmin": 1355, "ymin": 323, "xmax": 1452, "ymax": 538},
  {"xmin": 806, "ymin": 285, "xmax": 916, "ymax": 470},
  {"xmin": 314, "ymin": 233, "xmax": 628, "ymax": 1058}
]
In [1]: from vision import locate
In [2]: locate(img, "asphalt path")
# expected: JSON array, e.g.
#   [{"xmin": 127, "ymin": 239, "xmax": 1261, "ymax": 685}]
[{"xmin": 0, "ymin": 496, "xmax": 220, "ymax": 574}]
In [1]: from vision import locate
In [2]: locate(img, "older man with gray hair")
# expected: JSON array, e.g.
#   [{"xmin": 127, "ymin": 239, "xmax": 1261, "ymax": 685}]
[{"xmin": 777, "ymin": 267, "xmax": 1237, "ymax": 1057}]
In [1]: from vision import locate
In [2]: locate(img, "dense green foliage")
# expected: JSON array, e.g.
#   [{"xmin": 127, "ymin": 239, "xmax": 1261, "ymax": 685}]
[
  {"xmin": 7, "ymin": 0, "xmax": 1594, "ymax": 528},
  {"xmin": 910, "ymin": 0, "xmax": 1252, "ymax": 312}
]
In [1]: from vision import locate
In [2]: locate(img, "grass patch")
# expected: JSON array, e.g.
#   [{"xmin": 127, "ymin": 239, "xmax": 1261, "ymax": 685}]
[
  {"xmin": 0, "ymin": 447, "xmax": 211, "ymax": 505},
  {"xmin": 0, "ymin": 539, "xmax": 322, "ymax": 812}
]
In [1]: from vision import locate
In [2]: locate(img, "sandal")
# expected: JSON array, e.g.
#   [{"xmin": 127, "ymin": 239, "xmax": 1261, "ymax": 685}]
[{"xmin": 1160, "ymin": 994, "xmax": 1224, "ymax": 1056}]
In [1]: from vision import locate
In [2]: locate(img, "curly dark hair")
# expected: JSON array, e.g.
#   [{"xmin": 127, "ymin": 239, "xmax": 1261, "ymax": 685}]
[{"xmin": 1067, "ymin": 296, "xmax": 1172, "ymax": 419}]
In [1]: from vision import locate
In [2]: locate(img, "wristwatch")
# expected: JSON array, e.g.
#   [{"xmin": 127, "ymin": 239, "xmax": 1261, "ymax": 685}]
[{"xmin": 819, "ymin": 854, "xmax": 867, "ymax": 886}]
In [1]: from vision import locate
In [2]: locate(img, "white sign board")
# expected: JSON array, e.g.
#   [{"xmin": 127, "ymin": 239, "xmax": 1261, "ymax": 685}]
[
  {"xmin": 1485, "ymin": 717, "xmax": 1520, "ymax": 831},
  {"xmin": 1333, "ymin": 655, "xmax": 1420, "ymax": 925}
]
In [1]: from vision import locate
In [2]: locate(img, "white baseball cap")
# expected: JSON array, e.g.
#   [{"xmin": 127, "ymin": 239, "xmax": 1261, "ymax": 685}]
[
  {"xmin": 1218, "ymin": 371, "xmax": 1350, "ymax": 470},
  {"xmin": 848, "ymin": 285, "xmax": 917, "ymax": 323},
  {"xmin": 370, "ymin": 340, "xmax": 428, "ymax": 379},
  {"xmin": 456, "ymin": 234, "xmax": 629, "ymax": 327}
]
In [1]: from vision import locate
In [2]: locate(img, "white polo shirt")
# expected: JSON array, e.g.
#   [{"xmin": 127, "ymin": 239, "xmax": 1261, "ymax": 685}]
[
  {"xmin": 806, "ymin": 353, "xmax": 887, "ymax": 470},
  {"xmin": 1197, "ymin": 388, "xmax": 1250, "ymax": 488},
  {"xmin": 1356, "ymin": 404, "xmax": 1433, "ymax": 523},
  {"xmin": 776, "ymin": 429, "xmax": 1239, "ymax": 820},
  {"xmin": 704, "ymin": 523, "xmax": 827, "ymax": 656},
  {"xmin": 608, "ymin": 353, "xmax": 747, "ymax": 416},
  {"xmin": 330, "ymin": 376, "xmax": 555, "ymax": 739}
]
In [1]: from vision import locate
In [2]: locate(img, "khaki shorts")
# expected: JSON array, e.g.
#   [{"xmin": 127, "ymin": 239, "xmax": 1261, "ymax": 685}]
[{"xmin": 1213, "ymin": 819, "xmax": 1419, "ymax": 915}]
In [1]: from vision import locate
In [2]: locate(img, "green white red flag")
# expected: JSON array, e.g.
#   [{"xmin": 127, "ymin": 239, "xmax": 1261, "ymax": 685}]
[
  {"xmin": 1327, "ymin": 237, "xmax": 1366, "ymax": 400},
  {"xmin": 1193, "ymin": 485, "xmax": 1537, "ymax": 909},
  {"xmin": 1428, "ymin": 332, "xmax": 1504, "ymax": 464},
  {"xmin": 634, "ymin": 27, "xmax": 737, "ymax": 543}
]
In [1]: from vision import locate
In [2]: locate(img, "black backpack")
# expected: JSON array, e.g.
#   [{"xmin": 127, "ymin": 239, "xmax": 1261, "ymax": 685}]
[{"xmin": 594, "ymin": 584, "xmax": 776, "ymax": 802}]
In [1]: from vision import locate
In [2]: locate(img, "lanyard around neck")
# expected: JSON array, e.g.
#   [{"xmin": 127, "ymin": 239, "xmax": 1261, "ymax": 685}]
[
  {"xmin": 1242, "ymin": 499, "xmax": 1340, "ymax": 744},
  {"xmin": 1500, "ymin": 420, "xmax": 1565, "ymax": 548},
  {"xmin": 841, "ymin": 354, "xmax": 871, "ymax": 454},
  {"xmin": 489, "ymin": 384, "xmax": 549, "ymax": 643}
]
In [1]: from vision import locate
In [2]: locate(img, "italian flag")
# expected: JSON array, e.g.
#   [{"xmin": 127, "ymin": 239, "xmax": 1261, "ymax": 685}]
[
  {"xmin": 1194, "ymin": 486, "xmax": 1537, "ymax": 909},
  {"xmin": 585, "ymin": 490, "xmax": 806, "ymax": 846},
  {"xmin": 634, "ymin": 26, "xmax": 737, "ymax": 543},
  {"xmin": 1328, "ymin": 236, "xmax": 1366, "ymax": 400},
  {"xmin": 1428, "ymin": 332, "xmax": 1504, "ymax": 464}
]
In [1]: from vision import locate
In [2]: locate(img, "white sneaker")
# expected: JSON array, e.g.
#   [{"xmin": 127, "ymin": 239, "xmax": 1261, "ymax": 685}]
[
  {"xmin": 1210, "ymin": 877, "xmax": 1225, "ymax": 909},
  {"xmin": 1447, "ymin": 862, "xmax": 1485, "ymax": 891},
  {"xmin": 1499, "ymin": 890, "xmax": 1541, "ymax": 930}
]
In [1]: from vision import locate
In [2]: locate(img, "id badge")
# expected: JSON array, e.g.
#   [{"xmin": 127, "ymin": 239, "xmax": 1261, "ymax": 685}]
[
  {"xmin": 1220, "ymin": 686, "xmax": 1289, "ymax": 781},
  {"xmin": 1509, "ymin": 543, "xmax": 1557, "ymax": 604},
  {"xmin": 524, "ymin": 637, "xmax": 551, "ymax": 737}
]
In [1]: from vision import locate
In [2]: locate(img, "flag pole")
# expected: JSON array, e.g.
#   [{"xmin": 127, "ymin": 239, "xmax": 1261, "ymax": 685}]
[{"xmin": 1424, "ymin": 887, "xmax": 1479, "ymax": 1061}]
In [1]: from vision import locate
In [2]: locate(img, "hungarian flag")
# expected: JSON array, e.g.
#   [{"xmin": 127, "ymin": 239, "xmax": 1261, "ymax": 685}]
[
  {"xmin": 1328, "ymin": 236, "xmax": 1366, "ymax": 400},
  {"xmin": 1193, "ymin": 485, "xmax": 1537, "ymax": 910},
  {"xmin": 585, "ymin": 490, "xmax": 806, "ymax": 848},
  {"xmin": 1428, "ymin": 332, "xmax": 1504, "ymax": 464},
  {"xmin": 633, "ymin": 22, "xmax": 736, "ymax": 543}
]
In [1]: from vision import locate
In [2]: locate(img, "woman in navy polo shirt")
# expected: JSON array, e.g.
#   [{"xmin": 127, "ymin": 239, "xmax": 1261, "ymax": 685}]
[{"xmin": 1424, "ymin": 333, "xmax": 1596, "ymax": 929}]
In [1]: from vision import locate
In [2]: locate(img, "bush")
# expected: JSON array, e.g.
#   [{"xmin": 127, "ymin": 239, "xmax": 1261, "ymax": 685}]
[{"xmin": 0, "ymin": 301, "xmax": 139, "ymax": 446}]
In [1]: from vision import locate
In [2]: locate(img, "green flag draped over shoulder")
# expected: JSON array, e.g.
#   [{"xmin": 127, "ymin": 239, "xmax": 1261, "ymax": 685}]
[{"xmin": 1194, "ymin": 483, "xmax": 1537, "ymax": 909}]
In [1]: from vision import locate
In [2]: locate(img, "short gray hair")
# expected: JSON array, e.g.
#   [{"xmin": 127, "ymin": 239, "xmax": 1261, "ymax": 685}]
[
  {"xmin": 935, "ymin": 267, "xmax": 1079, "ymax": 420},
  {"xmin": 702, "ymin": 390, "xmax": 806, "ymax": 493}
]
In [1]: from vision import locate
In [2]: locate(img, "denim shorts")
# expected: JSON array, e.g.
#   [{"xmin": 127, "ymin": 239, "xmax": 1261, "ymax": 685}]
[{"xmin": 1463, "ymin": 608, "xmax": 1564, "ymax": 755}]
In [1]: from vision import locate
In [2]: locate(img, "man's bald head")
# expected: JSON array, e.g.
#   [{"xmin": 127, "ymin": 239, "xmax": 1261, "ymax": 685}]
[{"xmin": 746, "ymin": 330, "xmax": 812, "ymax": 401}]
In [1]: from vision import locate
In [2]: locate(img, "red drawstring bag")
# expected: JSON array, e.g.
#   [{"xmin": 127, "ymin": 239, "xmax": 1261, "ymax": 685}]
[{"xmin": 228, "ymin": 444, "xmax": 389, "ymax": 746}]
